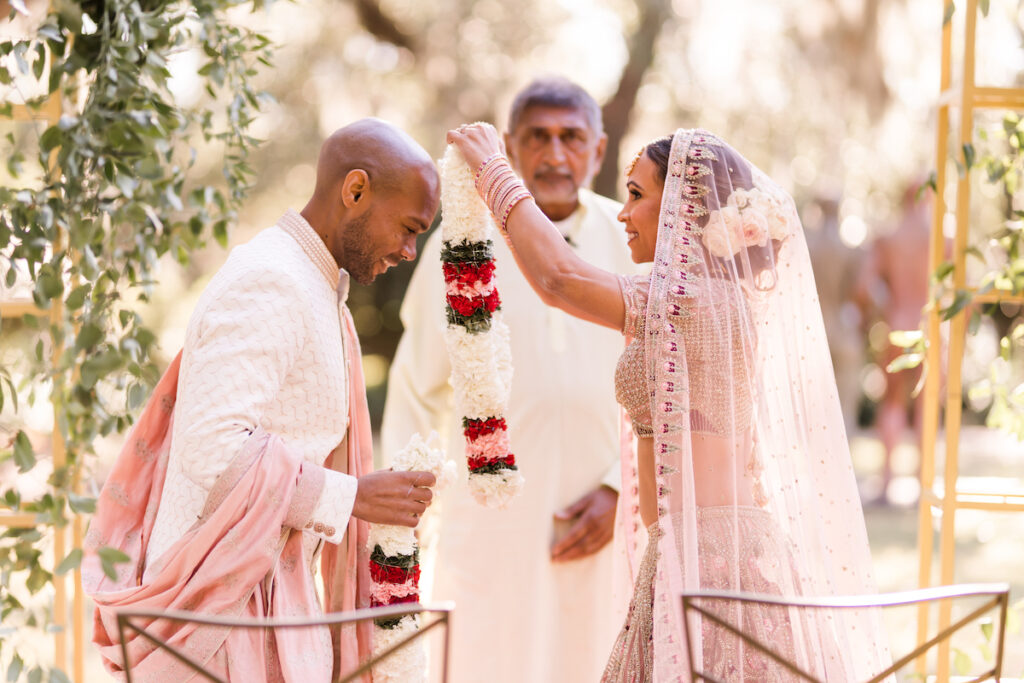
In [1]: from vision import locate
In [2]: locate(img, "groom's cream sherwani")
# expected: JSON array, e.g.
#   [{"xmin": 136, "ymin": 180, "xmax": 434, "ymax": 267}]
[
  {"xmin": 382, "ymin": 188, "xmax": 634, "ymax": 683},
  {"xmin": 146, "ymin": 209, "xmax": 358, "ymax": 579}
]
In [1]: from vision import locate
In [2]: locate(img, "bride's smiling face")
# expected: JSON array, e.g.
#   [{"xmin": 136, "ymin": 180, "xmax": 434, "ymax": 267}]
[{"xmin": 618, "ymin": 153, "xmax": 664, "ymax": 264}]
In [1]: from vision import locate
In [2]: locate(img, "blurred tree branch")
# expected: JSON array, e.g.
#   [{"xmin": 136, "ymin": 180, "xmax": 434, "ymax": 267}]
[
  {"xmin": 0, "ymin": 0, "xmax": 271, "ymax": 676},
  {"xmin": 799, "ymin": 0, "xmax": 890, "ymax": 120},
  {"xmin": 595, "ymin": 0, "xmax": 672, "ymax": 197},
  {"xmin": 351, "ymin": 0, "xmax": 418, "ymax": 52},
  {"xmin": 834, "ymin": 0, "xmax": 889, "ymax": 117}
]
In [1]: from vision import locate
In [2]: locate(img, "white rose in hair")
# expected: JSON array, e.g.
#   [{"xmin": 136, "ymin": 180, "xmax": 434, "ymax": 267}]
[
  {"xmin": 750, "ymin": 182, "xmax": 795, "ymax": 242},
  {"xmin": 739, "ymin": 206, "xmax": 769, "ymax": 249},
  {"xmin": 703, "ymin": 206, "xmax": 743, "ymax": 258}
]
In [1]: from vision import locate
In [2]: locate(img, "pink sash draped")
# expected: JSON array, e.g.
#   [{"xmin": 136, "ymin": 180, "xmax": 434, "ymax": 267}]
[
  {"xmin": 85, "ymin": 307, "xmax": 374, "ymax": 682},
  {"xmin": 321, "ymin": 308, "xmax": 374, "ymax": 680}
]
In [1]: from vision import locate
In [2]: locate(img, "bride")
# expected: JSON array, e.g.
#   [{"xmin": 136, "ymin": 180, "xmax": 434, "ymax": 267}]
[{"xmin": 447, "ymin": 124, "xmax": 890, "ymax": 680}]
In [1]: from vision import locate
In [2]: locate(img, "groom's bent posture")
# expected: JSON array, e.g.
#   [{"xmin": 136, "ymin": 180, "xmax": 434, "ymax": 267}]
[{"xmin": 84, "ymin": 119, "xmax": 440, "ymax": 682}]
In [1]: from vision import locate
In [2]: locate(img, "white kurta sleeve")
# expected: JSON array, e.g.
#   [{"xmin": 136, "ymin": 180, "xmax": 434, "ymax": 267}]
[
  {"xmin": 307, "ymin": 469, "xmax": 358, "ymax": 543},
  {"xmin": 381, "ymin": 234, "xmax": 454, "ymax": 463},
  {"xmin": 174, "ymin": 268, "xmax": 356, "ymax": 542}
]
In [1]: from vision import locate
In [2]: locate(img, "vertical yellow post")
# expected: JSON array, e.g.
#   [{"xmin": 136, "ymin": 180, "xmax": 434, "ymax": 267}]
[
  {"xmin": 67, "ymin": 278, "xmax": 84, "ymax": 683},
  {"xmin": 46, "ymin": 89, "xmax": 73, "ymax": 678},
  {"xmin": 4, "ymin": 32, "xmax": 85, "ymax": 683},
  {"xmin": 935, "ymin": 0, "xmax": 978, "ymax": 678},
  {"xmin": 45, "ymin": 96, "xmax": 69, "ymax": 675},
  {"xmin": 72, "ymin": 482, "xmax": 84, "ymax": 682},
  {"xmin": 51, "ymin": 296, "xmax": 67, "ymax": 674},
  {"xmin": 915, "ymin": 0, "xmax": 953, "ymax": 673}
]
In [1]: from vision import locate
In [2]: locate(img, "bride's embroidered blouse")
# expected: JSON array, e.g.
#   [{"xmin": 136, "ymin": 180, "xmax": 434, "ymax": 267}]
[
  {"xmin": 615, "ymin": 275, "xmax": 655, "ymax": 437},
  {"xmin": 614, "ymin": 274, "xmax": 754, "ymax": 438}
]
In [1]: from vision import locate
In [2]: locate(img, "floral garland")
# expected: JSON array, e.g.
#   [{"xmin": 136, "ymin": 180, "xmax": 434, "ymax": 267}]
[
  {"xmin": 439, "ymin": 145, "xmax": 522, "ymax": 509},
  {"xmin": 369, "ymin": 433, "xmax": 455, "ymax": 682}
]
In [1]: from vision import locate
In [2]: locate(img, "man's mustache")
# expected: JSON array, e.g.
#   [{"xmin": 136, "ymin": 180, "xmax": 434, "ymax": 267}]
[{"xmin": 535, "ymin": 165, "xmax": 572, "ymax": 179}]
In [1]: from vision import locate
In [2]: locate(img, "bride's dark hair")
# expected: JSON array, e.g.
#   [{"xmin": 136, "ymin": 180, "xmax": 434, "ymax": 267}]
[
  {"xmin": 644, "ymin": 134, "xmax": 753, "ymax": 195},
  {"xmin": 644, "ymin": 135, "xmax": 673, "ymax": 181},
  {"xmin": 644, "ymin": 133, "xmax": 781, "ymax": 290}
]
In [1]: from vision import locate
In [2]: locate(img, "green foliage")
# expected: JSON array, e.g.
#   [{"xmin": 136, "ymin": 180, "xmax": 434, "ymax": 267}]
[
  {"xmin": 953, "ymin": 647, "xmax": 972, "ymax": 676},
  {"xmin": 890, "ymin": 111, "xmax": 1024, "ymax": 438},
  {"xmin": 0, "ymin": 0, "xmax": 273, "ymax": 675},
  {"xmin": 929, "ymin": 599, "xmax": 1024, "ymax": 677},
  {"xmin": 943, "ymin": 0, "xmax": 992, "ymax": 26}
]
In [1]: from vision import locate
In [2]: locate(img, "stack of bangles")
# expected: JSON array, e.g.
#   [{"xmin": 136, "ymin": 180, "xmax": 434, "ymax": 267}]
[{"xmin": 474, "ymin": 153, "xmax": 532, "ymax": 234}]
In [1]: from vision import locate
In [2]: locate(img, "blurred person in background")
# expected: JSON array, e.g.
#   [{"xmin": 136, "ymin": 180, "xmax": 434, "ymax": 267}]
[
  {"xmin": 804, "ymin": 190, "xmax": 867, "ymax": 433},
  {"xmin": 855, "ymin": 179, "xmax": 933, "ymax": 504},
  {"xmin": 382, "ymin": 77, "xmax": 634, "ymax": 683}
]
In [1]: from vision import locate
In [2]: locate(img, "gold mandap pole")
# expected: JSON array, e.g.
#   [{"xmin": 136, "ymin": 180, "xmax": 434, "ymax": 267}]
[
  {"xmin": 914, "ymin": 0, "xmax": 953, "ymax": 672},
  {"xmin": 916, "ymin": 0, "xmax": 1024, "ymax": 678},
  {"xmin": 1, "ymin": 96, "xmax": 85, "ymax": 681}
]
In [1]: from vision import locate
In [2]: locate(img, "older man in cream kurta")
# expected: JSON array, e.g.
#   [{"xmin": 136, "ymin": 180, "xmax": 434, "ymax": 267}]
[{"xmin": 385, "ymin": 86, "xmax": 635, "ymax": 683}]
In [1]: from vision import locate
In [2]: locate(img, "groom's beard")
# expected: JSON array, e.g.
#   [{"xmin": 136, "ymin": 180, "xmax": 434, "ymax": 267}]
[{"xmin": 341, "ymin": 210, "xmax": 377, "ymax": 285}]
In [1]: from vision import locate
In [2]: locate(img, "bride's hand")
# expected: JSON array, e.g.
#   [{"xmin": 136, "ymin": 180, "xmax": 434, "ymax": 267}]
[{"xmin": 446, "ymin": 123, "xmax": 504, "ymax": 172}]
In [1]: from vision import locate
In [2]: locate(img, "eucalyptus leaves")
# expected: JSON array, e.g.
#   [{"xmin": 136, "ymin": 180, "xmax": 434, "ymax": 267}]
[{"xmin": 1, "ymin": 0, "xmax": 272, "ymax": 675}]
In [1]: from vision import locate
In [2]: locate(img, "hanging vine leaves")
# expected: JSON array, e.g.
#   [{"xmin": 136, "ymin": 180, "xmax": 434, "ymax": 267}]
[
  {"xmin": 0, "ymin": 0, "xmax": 275, "ymax": 676},
  {"xmin": 892, "ymin": 111, "xmax": 1024, "ymax": 439}
]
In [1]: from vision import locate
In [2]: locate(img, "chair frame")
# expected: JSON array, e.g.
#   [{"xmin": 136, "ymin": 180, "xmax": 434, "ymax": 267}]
[
  {"xmin": 115, "ymin": 602, "xmax": 454, "ymax": 683},
  {"xmin": 681, "ymin": 583, "xmax": 1010, "ymax": 683}
]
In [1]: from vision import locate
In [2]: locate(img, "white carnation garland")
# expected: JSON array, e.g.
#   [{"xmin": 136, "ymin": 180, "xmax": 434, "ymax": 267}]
[
  {"xmin": 369, "ymin": 433, "xmax": 455, "ymax": 683},
  {"xmin": 438, "ymin": 146, "xmax": 523, "ymax": 509}
]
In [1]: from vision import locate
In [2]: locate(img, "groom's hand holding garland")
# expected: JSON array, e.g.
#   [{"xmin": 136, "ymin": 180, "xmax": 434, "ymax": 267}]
[
  {"xmin": 368, "ymin": 434, "xmax": 454, "ymax": 683},
  {"xmin": 352, "ymin": 470, "xmax": 434, "ymax": 527}
]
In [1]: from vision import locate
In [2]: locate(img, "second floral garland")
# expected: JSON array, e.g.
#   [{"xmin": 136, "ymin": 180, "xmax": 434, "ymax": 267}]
[{"xmin": 439, "ymin": 145, "xmax": 522, "ymax": 509}]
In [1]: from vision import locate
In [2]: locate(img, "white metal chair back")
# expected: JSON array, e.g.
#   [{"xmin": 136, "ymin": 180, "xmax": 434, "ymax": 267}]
[
  {"xmin": 115, "ymin": 602, "xmax": 453, "ymax": 682},
  {"xmin": 680, "ymin": 583, "xmax": 1010, "ymax": 682}
]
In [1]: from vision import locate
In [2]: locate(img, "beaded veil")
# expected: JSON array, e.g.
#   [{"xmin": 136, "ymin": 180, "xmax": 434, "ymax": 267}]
[{"xmin": 627, "ymin": 129, "xmax": 890, "ymax": 679}]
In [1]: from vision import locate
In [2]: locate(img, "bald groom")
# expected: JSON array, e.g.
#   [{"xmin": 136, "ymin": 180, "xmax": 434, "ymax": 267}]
[{"xmin": 87, "ymin": 119, "xmax": 440, "ymax": 682}]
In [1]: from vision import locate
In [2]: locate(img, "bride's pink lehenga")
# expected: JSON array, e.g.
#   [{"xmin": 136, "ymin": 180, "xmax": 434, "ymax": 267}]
[
  {"xmin": 602, "ymin": 130, "xmax": 890, "ymax": 682},
  {"xmin": 604, "ymin": 508, "xmax": 811, "ymax": 682}
]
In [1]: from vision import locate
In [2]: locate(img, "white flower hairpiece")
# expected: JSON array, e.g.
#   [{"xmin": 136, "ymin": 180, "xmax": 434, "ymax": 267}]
[{"xmin": 702, "ymin": 183, "xmax": 796, "ymax": 259}]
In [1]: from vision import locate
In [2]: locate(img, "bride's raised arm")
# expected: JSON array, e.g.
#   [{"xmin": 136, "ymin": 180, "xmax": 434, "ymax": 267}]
[{"xmin": 447, "ymin": 123, "xmax": 626, "ymax": 331}]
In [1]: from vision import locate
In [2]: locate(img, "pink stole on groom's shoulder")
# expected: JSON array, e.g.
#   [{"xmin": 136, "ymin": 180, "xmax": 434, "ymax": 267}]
[
  {"xmin": 84, "ymin": 306, "xmax": 374, "ymax": 682},
  {"xmin": 321, "ymin": 307, "xmax": 374, "ymax": 680}
]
